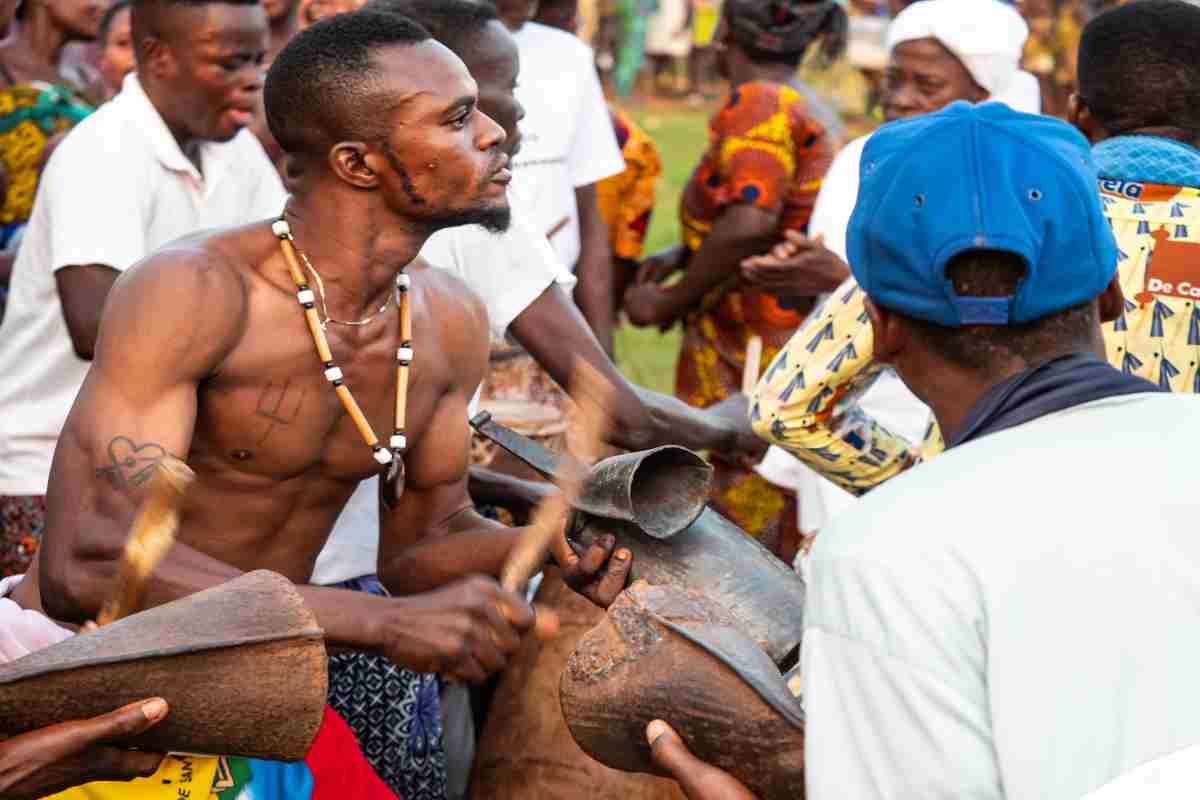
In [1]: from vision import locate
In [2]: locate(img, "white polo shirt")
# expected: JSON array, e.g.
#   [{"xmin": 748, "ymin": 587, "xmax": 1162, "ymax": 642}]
[
  {"xmin": 803, "ymin": 392, "xmax": 1200, "ymax": 799},
  {"xmin": 0, "ymin": 74, "xmax": 287, "ymax": 496},
  {"xmin": 509, "ymin": 21, "xmax": 624, "ymax": 270}
]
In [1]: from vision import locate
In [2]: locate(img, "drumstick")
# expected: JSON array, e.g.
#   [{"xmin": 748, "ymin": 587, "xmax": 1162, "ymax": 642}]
[
  {"xmin": 97, "ymin": 457, "xmax": 195, "ymax": 626},
  {"xmin": 546, "ymin": 216, "xmax": 570, "ymax": 241},
  {"xmin": 499, "ymin": 357, "xmax": 613, "ymax": 598},
  {"xmin": 742, "ymin": 335, "xmax": 763, "ymax": 395}
]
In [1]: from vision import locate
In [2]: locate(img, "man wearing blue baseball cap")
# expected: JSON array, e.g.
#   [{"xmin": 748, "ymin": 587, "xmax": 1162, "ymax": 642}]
[{"xmin": 641, "ymin": 103, "xmax": 1200, "ymax": 798}]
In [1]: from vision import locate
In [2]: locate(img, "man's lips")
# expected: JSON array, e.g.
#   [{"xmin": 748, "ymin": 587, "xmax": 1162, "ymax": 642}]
[
  {"xmin": 224, "ymin": 108, "xmax": 255, "ymax": 128},
  {"xmin": 490, "ymin": 167, "xmax": 512, "ymax": 184}
]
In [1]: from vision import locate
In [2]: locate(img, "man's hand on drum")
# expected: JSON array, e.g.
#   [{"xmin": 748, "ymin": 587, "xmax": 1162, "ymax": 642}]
[
  {"xmin": 647, "ymin": 720, "xmax": 757, "ymax": 800},
  {"xmin": 740, "ymin": 231, "xmax": 850, "ymax": 301},
  {"xmin": 373, "ymin": 575, "xmax": 539, "ymax": 684},
  {"xmin": 0, "ymin": 698, "xmax": 169, "ymax": 800},
  {"xmin": 558, "ymin": 532, "xmax": 632, "ymax": 609}
]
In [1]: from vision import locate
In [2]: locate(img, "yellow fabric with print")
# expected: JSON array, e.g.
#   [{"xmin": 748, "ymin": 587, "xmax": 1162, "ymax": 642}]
[
  {"xmin": 751, "ymin": 177, "xmax": 1200, "ymax": 495},
  {"xmin": 48, "ymin": 755, "xmax": 220, "ymax": 800}
]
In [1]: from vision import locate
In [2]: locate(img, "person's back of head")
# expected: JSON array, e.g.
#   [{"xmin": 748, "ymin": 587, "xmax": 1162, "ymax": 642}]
[
  {"xmin": 361, "ymin": 0, "xmax": 498, "ymax": 63},
  {"xmin": 722, "ymin": 0, "xmax": 848, "ymax": 69},
  {"xmin": 1074, "ymin": 0, "xmax": 1200, "ymax": 144},
  {"xmin": 532, "ymin": 0, "xmax": 577, "ymax": 33},
  {"xmin": 130, "ymin": 0, "xmax": 268, "ymax": 142},
  {"xmin": 847, "ymin": 102, "xmax": 1123, "ymax": 392}
]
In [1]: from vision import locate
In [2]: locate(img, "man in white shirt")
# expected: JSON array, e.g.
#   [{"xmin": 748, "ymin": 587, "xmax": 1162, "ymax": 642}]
[
  {"xmin": 646, "ymin": 103, "xmax": 1200, "ymax": 798},
  {"xmin": 0, "ymin": 0, "xmax": 285, "ymax": 577},
  {"xmin": 499, "ymin": 3, "xmax": 625, "ymax": 352}
]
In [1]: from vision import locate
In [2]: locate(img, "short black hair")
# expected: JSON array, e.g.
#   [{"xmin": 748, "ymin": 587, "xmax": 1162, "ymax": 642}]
[
  {"xmin": 902, "ymin": 250, "xmax": 1098, "ymax": 372},
  {"xmin": 1077, "ymin": 0, "xmax": 1200, "ymax": 135},
  {"xmin": 131, "ymin": 0, "xmax": 259, "ymax": 54},
  {"xmin": 362, "ymin": 0, "xmax": 499, "ymax": 62},
  {"xmin": 99, "ymin": 0, "xmax": 133, "ymax": 47},
  {"xmin": 264, "ymin": 10, "xmax": 431, "ymax": 157}
]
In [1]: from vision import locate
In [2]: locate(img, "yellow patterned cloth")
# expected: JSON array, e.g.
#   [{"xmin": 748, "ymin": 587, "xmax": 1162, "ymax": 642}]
[
  {"xmin": 597, "ymin": 107, "xmax": 661, "ymax": 260},
  {"xmin": 48, "ymin": 755, "xmax": 221, "ymax": 800},
  {"xmin": 0, "ymin": 83, "xmax": 93, "ymax": 235},
  {"xmin": 751, "ymin": 176, "xmax": 1200, "ymax": 494}
]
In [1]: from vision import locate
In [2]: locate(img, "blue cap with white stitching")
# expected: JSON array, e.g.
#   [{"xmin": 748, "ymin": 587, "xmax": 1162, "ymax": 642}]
[{"xmin": 846, "ymin": 101, "xmax": 1118, "ymax": 327}]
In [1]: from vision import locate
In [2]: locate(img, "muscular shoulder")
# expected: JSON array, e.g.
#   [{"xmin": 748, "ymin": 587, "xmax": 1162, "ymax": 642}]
[{"xmin": 100, "ymin": 228, "xmax": 254, "ymax": 376}]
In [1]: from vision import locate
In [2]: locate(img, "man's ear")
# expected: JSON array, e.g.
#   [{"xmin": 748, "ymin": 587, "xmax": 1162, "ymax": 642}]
[
  {"xmin": 329, "ymin": 142, "xmax": 378, "ymax": 189},
  {"xmin": 138, "ymin": 36, "xmax": 173, "ymax": 81},
  {"xmin": 1097, "ymin": 271, "xmax": 1125, "ymax": 324},
  {"xmin": 865, "ymin": 296, "xmax": 907, "ymax": 364},
  {"xmin": 1068, "ymin": 93, "xmax": 1099, "ymax": 143}
]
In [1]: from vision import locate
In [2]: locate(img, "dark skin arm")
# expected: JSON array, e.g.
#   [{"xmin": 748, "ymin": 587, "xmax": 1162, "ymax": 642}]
[
  {"xmin": 376, "ymin": 280, "xmax": 631, "ymax": 607},
  {"xmin": 573, "ymin": 183, "xmax": 616, "ymax": 356},
  {"xmin": 468, "ymin": 465, "xmax": 555, "ymax": 524},
  {"xmin": 53, "ymin": 264, "xmax": 120, "ymax": 360},
  {"xmin": 624, "ymin": 204, "xmax": 779, "ymax": 327},
  {"xmin": 0, "ymin": 698, "xmax": 169, "ymax": 800},
  {"xmin": 38, "ymin": 248, "xmax": 536, "ymax": 685},
  {"xmin": 509, "ymin": 284, "xmax": 763, "ymax": 454}
]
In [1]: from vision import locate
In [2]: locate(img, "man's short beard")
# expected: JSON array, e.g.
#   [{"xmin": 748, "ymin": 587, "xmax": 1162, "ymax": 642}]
[
  {"xmin": 381, "ymin": 142, "xmax": 512, "ymax": 234},
  {"xmin": 437, "ymin": 205, "xmax": 512, "ymax": 233}
]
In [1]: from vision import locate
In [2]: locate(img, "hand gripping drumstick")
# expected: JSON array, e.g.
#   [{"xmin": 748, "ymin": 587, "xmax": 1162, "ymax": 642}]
[
  {"xmin": 742, "ymin": 335, "xmax": 763, "ymax": 396},
  {"xmin": 499, "ymin": 358, "xmax": 614, "ymax": 634},
  {"xmin": 96, "ymin": 457, "xmax": 195, "ymax": 626}
]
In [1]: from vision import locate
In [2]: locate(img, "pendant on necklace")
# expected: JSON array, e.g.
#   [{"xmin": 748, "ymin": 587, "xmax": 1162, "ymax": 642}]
[{"xmin": 380, "ymin": 456, "xmax": 406, "ymax": 511}]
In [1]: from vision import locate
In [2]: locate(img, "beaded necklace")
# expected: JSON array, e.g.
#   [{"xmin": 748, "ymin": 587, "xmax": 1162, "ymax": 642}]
[{"xmin": 272, "ymin": 216, "xmax": 411, "ymax": 499}]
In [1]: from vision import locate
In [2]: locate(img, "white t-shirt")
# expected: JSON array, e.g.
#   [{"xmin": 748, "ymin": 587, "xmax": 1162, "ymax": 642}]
[
  {"xmin": 509, "ymin": 21, "xmax": 624, "ymax": 269},
  {"xmin": 0, "ymin": 74, "xmax": 287, "ymax": 495},
  {"xmin": 803, "ymin": 392, "xmax": 1200, "ymax": 799},
  {"xmin": 310, "ymin": 215, "xmax": 575, "ymax": 586}
]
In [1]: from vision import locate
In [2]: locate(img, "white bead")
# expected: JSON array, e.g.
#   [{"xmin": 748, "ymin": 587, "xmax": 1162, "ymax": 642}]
[
  {"xmin": 396, "ymin": 346, "xmax": 414, "ymax": 363},
  {"xmin": 373, "ymin": 448, "xmax": 393, "ymax": 465},
  {"xmin": 396, "ymin": 273, "xmax": 411, "ymax": 289},
  {"xmin": 390, "ymin": 434, "xmax": 407, "ymax": 450},
  {"xmin": 296, "ymin": 289, "xmax": 315, "ymax": 305},
  {"xmin": 324, "ymin": 366, "xmax": 343, "ymax": 382},
  {"xmin": 271, "ymin": 219, "xmax": 291, "ymax": 238}
]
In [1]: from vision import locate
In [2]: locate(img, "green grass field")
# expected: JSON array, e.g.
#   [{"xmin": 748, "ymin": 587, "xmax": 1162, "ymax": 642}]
[{"xmin": 611, "ymin": 105, "xmax": 709, "ymax": 396}]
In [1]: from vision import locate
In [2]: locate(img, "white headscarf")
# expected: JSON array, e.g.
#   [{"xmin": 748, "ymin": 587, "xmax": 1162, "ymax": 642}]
[{"xmin": 886, "ymin": 0, "xmax": 1039, "ymax": 113}]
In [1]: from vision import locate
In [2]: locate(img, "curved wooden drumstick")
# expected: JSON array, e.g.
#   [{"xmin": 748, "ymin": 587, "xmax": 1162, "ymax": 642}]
[
  {"xmin": 96, "ymin": 457, "xmax": 195, "ymax": 627},
  {"xmin": 499, "ymin": 357, "xmax": 613, "ymax": 596}
]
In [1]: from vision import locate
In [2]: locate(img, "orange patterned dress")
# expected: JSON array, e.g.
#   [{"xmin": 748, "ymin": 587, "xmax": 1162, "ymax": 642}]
[{"xmin": 675, "ymin": 79, "xmax": 833, "ymax": 559}]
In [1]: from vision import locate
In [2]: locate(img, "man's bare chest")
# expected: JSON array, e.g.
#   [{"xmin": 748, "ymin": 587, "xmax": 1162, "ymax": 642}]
[{"xmin": 191, "ymin": 298, "xmax": 445, "ymax": 484}]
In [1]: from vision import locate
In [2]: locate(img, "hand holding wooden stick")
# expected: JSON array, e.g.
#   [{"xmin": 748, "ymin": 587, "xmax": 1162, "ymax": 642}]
[
  {"xmin": 498, "ymin": 358, "xmax": 614, "ymax": 639},
  {"xmin": 96, "ymin": 458, "xmax": 195, "ymax": 626}
]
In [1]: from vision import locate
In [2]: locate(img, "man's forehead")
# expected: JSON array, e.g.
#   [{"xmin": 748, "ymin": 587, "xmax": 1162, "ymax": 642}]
[
  {"xmin": 371, "ymin": 41, "xmax": 478, "ymax": 111},
  {"xmin": 167, "ymin": 3, "xmax": 267, "ymax": 46},
  {"xmin": 463, "ymin": 20, "xmax": 518, "ymax": 75},
  {"xmin": 890, "ymin": 37, "xmax": 965, "ymax": 72}
]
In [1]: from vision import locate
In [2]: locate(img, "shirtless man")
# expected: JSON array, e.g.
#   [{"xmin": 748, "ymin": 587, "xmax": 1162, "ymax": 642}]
[{"xmin": 36, "ymin": 11, "xmax": 626, "ymax": 685}]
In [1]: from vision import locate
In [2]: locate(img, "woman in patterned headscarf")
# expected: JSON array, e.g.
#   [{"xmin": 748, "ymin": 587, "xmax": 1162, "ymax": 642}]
[{"xmin": 623, "ymin": 0, "xmax": 845, "ymax": 562}]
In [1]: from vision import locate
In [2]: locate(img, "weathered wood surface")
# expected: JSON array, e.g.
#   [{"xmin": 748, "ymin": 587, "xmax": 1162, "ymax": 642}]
[
  {"xmin": 561, "ymin": 582, "xmax": 806, "ymax": 800},
  {"xmin": 569, "ymin": 506, "xmax": 806, "ymax": 664},
  {"xmin": 0, "ymin": 570, "xmax": 327, "ymax": 762},
  {"xmin": 470, "ymin": 570, "xmax": 686, "ymax": 800}
]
